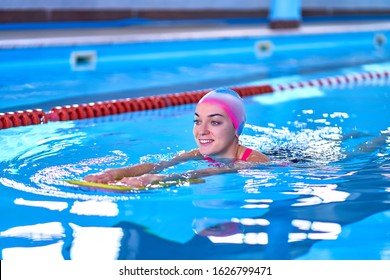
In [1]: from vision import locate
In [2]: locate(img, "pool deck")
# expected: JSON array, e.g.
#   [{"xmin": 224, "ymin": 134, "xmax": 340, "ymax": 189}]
[{"xmin": 1, "ymin": 20, "xmax": 390, "ymax": 48}]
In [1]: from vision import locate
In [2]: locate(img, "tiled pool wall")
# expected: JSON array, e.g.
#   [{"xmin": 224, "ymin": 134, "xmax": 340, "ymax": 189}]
[{"xmin": 1, "ymin": 0, "xmax": 390, "ymax": 24}]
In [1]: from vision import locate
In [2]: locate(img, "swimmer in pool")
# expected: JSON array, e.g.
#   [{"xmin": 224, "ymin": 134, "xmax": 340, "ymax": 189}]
[{"xmin": 83, "ymin": 88, "xmax": 269, "ymax": 188}]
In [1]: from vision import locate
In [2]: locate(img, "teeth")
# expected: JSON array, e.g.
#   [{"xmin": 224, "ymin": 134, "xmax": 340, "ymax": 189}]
[{"xmin": 199, "ymin": 139, "xmax": 213, "ymax": 144}]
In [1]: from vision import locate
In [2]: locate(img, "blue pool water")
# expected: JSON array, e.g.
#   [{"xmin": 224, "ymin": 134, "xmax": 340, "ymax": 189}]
[
  {"xmin": 1, "ymin": 29, "xmax": 390, "ymax": 112},
  {"xmin": 1, "ymin": 29, "xmax": 390, "ymax": 260}
]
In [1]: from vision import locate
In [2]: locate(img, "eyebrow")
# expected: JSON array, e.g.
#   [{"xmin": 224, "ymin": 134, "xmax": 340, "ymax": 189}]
[{"xmin": 194, "ymin": 112, "xmax": 225, "ymax": 118}]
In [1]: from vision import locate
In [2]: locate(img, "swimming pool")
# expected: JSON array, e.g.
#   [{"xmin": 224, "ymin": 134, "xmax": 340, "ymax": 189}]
[
  {"xmin": 0, "ymin": 27, "xmax": 390, "ymax": 260},
  {"xmin": 1, "ymin": 27, "xmax": 390, "ymax": 112}
]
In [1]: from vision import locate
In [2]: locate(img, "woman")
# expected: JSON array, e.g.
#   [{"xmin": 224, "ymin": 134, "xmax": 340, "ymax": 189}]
[{"xmin": 84, "ymin": 88, "xmax": 269, "ymax": 188}]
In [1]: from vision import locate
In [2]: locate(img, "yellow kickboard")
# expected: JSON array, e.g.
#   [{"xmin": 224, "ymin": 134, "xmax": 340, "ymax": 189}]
[{"xmin": 64, "ymin": 178, "xmax": 205, "ymax": 192}]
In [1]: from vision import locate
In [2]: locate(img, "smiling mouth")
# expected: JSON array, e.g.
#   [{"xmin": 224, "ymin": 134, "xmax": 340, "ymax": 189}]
[{"xmin": 199, "ymin": 139, "xmax": 214, "ymax": 144}]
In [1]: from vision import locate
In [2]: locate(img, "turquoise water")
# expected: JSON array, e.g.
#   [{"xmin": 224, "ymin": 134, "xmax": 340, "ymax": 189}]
[
  {"xmin": 1, "ymin": 29, "xmax": 389, "ymax": 112},
  {"xmin": 0, "ymin": 28, "xmax": 390, "ymax": 259},
  {"xmin": 0, "ymin": 63, "xmax": 390, "ymax": 259}
]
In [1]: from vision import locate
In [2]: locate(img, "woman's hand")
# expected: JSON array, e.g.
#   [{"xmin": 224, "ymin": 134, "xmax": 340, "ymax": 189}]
[
  {"xmin": 118, "ymin": 174, "xmax": 165, "ymax": 188},
  {"xmin": 83, "ymin": 170, "xmax": 116, "ymax": 183},
  {"xmin": 83, "ymin": 163, "xmax": 158, "ymax": 184}
]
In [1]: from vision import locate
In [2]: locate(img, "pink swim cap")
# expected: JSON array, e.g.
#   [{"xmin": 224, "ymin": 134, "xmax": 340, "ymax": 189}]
[{"xmin": 197, "ymin": 88, "xmax": 246, "ymax": 135}]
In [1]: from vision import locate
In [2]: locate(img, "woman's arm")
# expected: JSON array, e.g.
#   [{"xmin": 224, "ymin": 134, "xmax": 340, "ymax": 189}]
[
  {"xmin": 117, "ymin": 165, "xmax": 238, "ymax": 188},
  {"xmin": 83, "ymin": 149, "xmax": 202, "ymax": 183},
  {"xmin": 118, "ymin": 161, "xmax": 261, "ymax": 188},
  {"xmin": 83, "ymin": 163, "xmax": 157, "ymax": 183}
]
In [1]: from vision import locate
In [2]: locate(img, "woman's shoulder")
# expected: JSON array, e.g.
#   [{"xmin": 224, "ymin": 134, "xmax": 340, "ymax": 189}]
[{"xmin": 245, "ymin": 148, "xmax": 270, "ymax": 163}]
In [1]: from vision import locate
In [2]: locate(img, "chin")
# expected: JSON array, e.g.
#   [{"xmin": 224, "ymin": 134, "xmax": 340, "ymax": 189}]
[{"xmin": 199, "ymin": 147, "xmax": 214, "ymax": 156}]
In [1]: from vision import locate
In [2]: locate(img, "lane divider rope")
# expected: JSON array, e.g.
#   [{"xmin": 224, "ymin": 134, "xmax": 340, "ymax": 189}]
[{"xmin": 1, "ymin": 69, "xmax": 389, "ymax": 130}]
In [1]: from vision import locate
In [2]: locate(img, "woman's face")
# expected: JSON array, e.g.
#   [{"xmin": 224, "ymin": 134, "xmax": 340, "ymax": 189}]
[{"xmin": 193, "ymin": 103, "xmax": 238, "ymax": 158}]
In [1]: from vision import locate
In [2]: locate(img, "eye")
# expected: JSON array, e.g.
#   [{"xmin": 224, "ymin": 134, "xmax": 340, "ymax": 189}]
[
  {"xmin": 211, "ymin": 121, "xmax": 221, "ymax": 126},
  {"xmin": 193, "ymin": 119, "xmax": 200, "ymax": 125}
]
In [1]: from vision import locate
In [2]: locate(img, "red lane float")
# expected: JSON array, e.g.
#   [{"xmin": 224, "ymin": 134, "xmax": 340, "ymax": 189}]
[
  {"xmin": 1, "ymin": 69, "xmax": 389, "ymax": 130},
  {"xmin": 272, "ymin": 69, "xmax": 390, "ymax": 91},
  {"xmin": 0, "ymin": 109, "xmax": 47, "ymax": 129}
]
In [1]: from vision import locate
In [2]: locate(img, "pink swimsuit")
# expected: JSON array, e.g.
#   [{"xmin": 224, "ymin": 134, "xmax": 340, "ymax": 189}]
[{"xmin": 204, "ymin": 148, "xmax": 253, "ymax": 164}]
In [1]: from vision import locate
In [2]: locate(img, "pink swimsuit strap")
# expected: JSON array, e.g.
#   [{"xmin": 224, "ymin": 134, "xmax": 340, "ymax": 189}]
[
  {"xmin": 204, "ymin": 148, "xmax": 253, "ymax": 163},
  {"xmin": 240, "ymin": 147, "xmax": 253, "ymax": 161}
]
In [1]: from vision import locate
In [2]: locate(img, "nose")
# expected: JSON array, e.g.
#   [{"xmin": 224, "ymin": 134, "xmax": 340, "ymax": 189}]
[{"xmin": 195, "ymin": 122, "xmax": 210, "ymax": 135}]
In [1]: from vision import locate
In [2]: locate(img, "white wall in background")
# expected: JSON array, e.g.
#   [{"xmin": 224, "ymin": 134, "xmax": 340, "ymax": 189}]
[
  {"xmin": 302, "ymin": 0, "xmax": 390, "ymax": 9},
  {"xmin": 0, "ymin": 0, "xmax": 388, "ymax": 10},
  {"xmin": 0, "ymin": 0, "xmax": 269, "ymax": 10}
]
